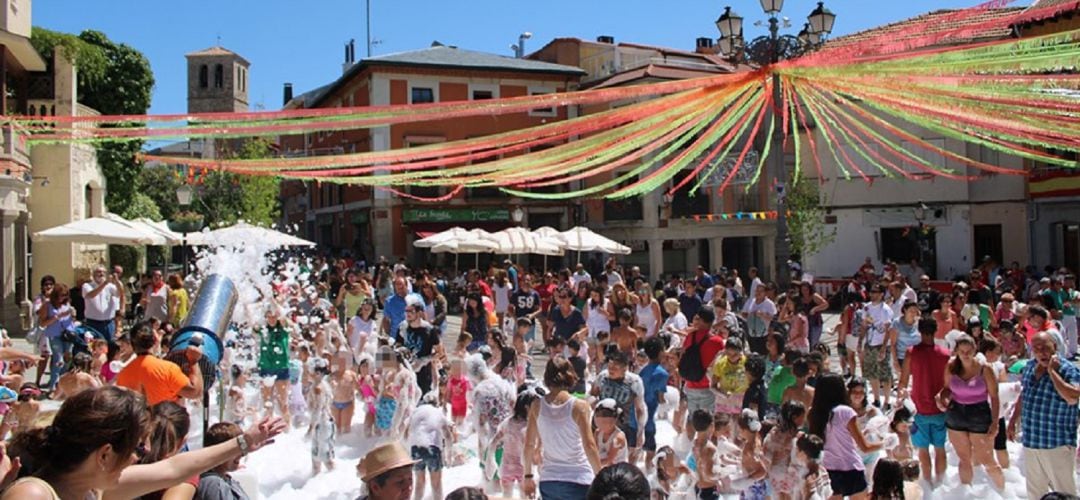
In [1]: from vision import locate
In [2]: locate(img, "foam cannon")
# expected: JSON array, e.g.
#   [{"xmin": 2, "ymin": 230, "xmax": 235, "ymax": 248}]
[{"xmin": 165, "ymin": 274, "xmax": 237, "ymax": 437}]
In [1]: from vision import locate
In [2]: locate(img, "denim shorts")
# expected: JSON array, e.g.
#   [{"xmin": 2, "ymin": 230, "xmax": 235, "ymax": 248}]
[
  {"xmin": 411, "ymin": 445, "xmax": 443, "ymax": 472},
  {"xmin": 539, "ymin": 480, "xmax": 590, "ymax": 500},
  {"xmin": 912, "ymin": 413, "xmax": 947, "ymax": 448},
  {"xmin": 258, "ymin": 368, "xmax": 290, "ymax": 381}
]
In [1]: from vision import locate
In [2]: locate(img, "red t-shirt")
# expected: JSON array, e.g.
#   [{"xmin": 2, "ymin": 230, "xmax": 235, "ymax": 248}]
[
  {"xmin": 476, "ymin": 280, "xmax": 493, "ymax": 300},
  {"xmin": 536, "ymin": 283, "xmax": 557, "ymax": 312},
  {"xmin": 683, "ymin": 328, "xmax": 726, "ymax": 389},
  {"xmin": 907, "ymin": 343, "xmax": 950, "ymax": 415}
]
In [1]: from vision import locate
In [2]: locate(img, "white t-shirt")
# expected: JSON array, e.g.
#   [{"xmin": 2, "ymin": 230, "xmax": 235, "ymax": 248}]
[
  {"xmin": 348, "ymin": 316, "xmax": 375, "ymax": 352},
  {"xmin": 606, "ymin": 271, "xmax": 623, "ymax": 288},
  {"xmin": 408, "ymin": 404, "xmax": 450, "ymax": 449},
  {"xmin": 492, "ymin": 283, "xmax": 511, "ymax": 313},
  {"xmin": 863, "ymin": 302, "xmax": 894, "ymax": 347},
  {"xmin": 748, "ymin": 277, "xmax": 764, "ymax": 300},
  {"xmin": 82, "ymin": 281, "xmax": 119, "ymax": 321},
  {"xmin": 571, "ymin": 271, "xmax": 592, "ymax": 290}
]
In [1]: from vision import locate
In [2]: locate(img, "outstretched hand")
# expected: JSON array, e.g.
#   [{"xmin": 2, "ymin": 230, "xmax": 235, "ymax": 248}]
[
  {"xmin": 0, "ymin": 443, "xmax": 21, "ymax": 490},
  {"xmin": 244, "ymin": 415, "xmax": 287, "ymax": 452}
]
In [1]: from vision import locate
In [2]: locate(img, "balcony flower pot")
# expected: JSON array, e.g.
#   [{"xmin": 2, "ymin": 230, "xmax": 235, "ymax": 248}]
[{"xmin": 168, "ymin": 212, "xmax": 204, "ymax": 233}]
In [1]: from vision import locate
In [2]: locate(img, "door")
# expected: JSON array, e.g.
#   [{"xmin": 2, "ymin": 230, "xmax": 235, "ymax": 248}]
[
  {"xmin": 974, "ymin": 224, "xmax": 1004, "ymax": 267},
  {"xmin": 1059, "ymin": 223, "xmax": 1080, "ymax": 274}
]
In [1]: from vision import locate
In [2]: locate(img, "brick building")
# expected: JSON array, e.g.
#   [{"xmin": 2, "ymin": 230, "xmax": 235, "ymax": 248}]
[{"xmin": 278, "ymin": 42, "xmax": 584, "ymax": 265}]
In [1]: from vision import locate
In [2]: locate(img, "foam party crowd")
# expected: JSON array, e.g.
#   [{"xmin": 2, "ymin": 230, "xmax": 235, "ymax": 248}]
[{"xmin": 1, "ymin": 242, "xmax": 1079, "ymax": 500}]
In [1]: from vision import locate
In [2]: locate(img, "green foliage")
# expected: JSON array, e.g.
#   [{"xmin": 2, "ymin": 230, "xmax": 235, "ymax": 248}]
[
  {"xmin": 120, "ymin": 192, "xmax": 163, "ymax": 222},
  {"xmin": 136, "ymin": 140, "xmax": 280, "ymax": 229},
  {"xmin": 786, "ymin": 180, "xmax": 836, "ymax": 261},
  {"xmin": 137, "ymin": 165, "xmax": 183, "ymax": 220},
  {"xmin": 31, "ymin": 28, "xmax": 155, "ymax": 216}
]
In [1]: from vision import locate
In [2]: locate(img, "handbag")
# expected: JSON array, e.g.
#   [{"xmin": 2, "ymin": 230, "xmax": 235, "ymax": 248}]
[{"xmin": 25, "ymin": 326, "xmax": 41, "ymax": 345}]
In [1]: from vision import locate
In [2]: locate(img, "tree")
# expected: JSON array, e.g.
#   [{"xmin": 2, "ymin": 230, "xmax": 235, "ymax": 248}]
[
  {"xmin": 191, "ymin": 139, "xmax": 281, "ymax": 228},
  {"xmin": 31, "ymin": 28, "xmax": 155, "ymax": 215},
  {"xmin": 785, "ymin": 180, "xmax": 836, "ymax": 262}
]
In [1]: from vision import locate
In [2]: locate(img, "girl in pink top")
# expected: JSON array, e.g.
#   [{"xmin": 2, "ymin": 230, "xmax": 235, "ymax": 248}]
[
  {"xmin": 807, "ymin": 374, "xmax": 883, "ymax": 500},
  {"xmin": 782, "ymin": 297, "xmax": 810, "ymax": 353},
  {"xmin": 446, "ymin": 358, "xmax": 471, "ymax": 427},
  {"xmin": 492, "ymin": 389, "xmax": 541, "ymax": 498},
  {"xmin": 357, "ymin": 356, "xmax": 378, "ymax": 437}
]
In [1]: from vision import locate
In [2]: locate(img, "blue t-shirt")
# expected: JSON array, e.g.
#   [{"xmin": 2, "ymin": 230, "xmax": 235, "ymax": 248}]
[
  {"xmin": 548, "ymin": 306, "xmax": 586, "ymax": 341},
  {"xmin": 384, "ymin": 292, "xmax": 423, "ymax": 343},
  {"xmin": 893, "ymin": 317, "xmax": 920, "ymax": 360},
  {"xmin": 508, "ymin": 266, "xmax": 519, "ymax": 292},
  {"xmin": 510, "ymin": 289, "xmax": 541, "ymax": 319},
  {"xmin": 639, "ymin": 362, "xmax": 670, "ymax": 431}
]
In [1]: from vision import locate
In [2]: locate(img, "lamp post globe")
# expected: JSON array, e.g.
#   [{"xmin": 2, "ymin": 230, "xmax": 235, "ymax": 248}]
[
  {"xmin": 808, "ymin": 1, "xmax": 837, "ymax": 35},
  {"xmin": 715, "ymin": 7, "xmax": 744, "ymax": 40}
]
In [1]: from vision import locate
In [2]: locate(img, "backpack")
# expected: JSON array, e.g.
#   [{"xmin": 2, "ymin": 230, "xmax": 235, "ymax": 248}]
[{"xmin": 678, "ymin": 331, "xmax": 708, "ymax": 382}]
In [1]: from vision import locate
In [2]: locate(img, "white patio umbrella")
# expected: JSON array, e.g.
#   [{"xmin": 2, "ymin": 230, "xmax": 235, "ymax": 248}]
[
  {"xmin": 428, "ymin": 229, "xmax": 499, "ymax": 270},
  {"xmin": 484, "ymin": 227, "xmax": 564, "ymax": 256},
  {"xmin": 187, "ymin": 221, "xmax": 315, "ymax": 247},
  {"xmin": 33, "ymin": 214, "xmax": 172, "ymax": 246},
  {"xmin": 559, "ymin": 227, "xmax": 632, "ymax": 254},
  {"xmin": 126, "ymin": 218, "xmax": 183, "ymax": 245},
  {"xmin": 413, "ymin": 227, "xmax": 471, "ymax": 248}
]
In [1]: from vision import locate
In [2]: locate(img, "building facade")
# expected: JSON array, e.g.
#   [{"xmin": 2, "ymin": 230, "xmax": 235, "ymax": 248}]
[
  {"xmin": 279, "ymin": 43, "xmax": 585, "ymax": 266},
  {"xmin": 529, "ymin": 37, "xmax": 772, "ymax": 281},
  {"xmin": 801, "ymin": 8, "xmax": 1034, "ymax": 280},
  {"xmin": 0, "ymin": 0, "xmax": 46, "ymax": 332},
  {"xmin": 27, "ymin": 49, "xmax": 107, "ymax": 289}
]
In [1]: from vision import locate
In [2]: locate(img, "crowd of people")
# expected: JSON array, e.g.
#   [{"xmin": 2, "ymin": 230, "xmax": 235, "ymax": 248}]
[{"xmin": 0, "ymin": 251, "xmax": 1078, "ymax": 500}]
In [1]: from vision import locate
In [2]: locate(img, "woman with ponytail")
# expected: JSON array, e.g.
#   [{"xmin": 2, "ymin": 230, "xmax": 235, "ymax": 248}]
[{"xmin": 3, "ymin": 386, "xmax": 284, "ymax": 500}]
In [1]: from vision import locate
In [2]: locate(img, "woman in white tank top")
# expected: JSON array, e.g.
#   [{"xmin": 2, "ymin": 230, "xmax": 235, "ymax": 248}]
[
  {"xmin": 524, "ymin": 356, "xmax": 601, "ymax": 500},
  {"xmin": 634, "ymin": 284, "xmax": 662, "ymax": 338}
]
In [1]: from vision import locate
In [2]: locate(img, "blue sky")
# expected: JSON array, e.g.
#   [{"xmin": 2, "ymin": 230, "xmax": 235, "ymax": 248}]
[{"xmin": 34, "ymin": 0, "xmax": 1026, "ymax": 116}]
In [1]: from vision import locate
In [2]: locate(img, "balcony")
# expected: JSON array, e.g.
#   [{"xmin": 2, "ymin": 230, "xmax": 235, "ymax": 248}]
[{"xmin": 0, "ymin": 123, "xmax": 31, "ymax": 173}]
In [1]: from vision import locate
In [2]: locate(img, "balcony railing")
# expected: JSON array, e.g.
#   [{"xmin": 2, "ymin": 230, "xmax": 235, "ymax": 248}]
[{"xmin": 0, "ymin": 123, "xmax": 31, "ymax": 171}]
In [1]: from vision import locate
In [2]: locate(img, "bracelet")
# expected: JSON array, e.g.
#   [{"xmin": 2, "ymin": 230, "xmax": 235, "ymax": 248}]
[{"xmin": 236, "ymin": 434, "xmax": 250, "ymax": 455}]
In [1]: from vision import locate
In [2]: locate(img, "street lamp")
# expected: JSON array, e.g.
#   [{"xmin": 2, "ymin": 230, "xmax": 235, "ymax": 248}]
[
  {"xmin": 715, "ymin": 1, "xmax": 837, "ymax": 288},
  {"xmin": 511, "ymin": 206, "xmax": 525, "ymax": 225},
  {"xmin": 176, "ymin": 184, "xmax": 194, "ymax": 276}
]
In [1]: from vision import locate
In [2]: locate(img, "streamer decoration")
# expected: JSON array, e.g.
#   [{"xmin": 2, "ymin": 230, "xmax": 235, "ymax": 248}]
[{"xmin": 4, "ymin": 0, "xmax": 1077, "ymax": 200}]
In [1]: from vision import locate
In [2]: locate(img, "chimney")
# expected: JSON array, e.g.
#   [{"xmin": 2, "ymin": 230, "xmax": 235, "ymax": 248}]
[
  {"xmin": 283, "ymin": 83, "xmax": 293, "ymax": 105},
  {"xmin": 342, "ymin": 39, "xmax": 357, "ymax": 74},
  {"xmin": 696, "ymin": 37, "xmax": 719, "ymax": 54},
  {"xmin": 596, "ymin": 35, "xmax": 615, "ymax": 44}
]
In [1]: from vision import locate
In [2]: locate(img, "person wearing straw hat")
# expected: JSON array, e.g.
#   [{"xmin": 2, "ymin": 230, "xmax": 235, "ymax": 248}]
[{"xmin": 356, "ymin": 441, "xmax": 418, "ymax": 500}]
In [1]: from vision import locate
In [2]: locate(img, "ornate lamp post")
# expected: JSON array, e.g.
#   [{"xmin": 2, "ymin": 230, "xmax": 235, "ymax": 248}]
[
  {"xmin": 716, "ymin": 1, "xmax": 836, "ymax": 288},
  {"xmin": 176, "ymin": 184, "xmax": 194, "ymax": 276}
]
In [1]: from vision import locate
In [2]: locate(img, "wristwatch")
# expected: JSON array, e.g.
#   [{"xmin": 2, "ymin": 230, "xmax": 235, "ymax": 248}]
[{"xmin": 236, "ymin": 434, "xmax": 250, "ymax": 455}]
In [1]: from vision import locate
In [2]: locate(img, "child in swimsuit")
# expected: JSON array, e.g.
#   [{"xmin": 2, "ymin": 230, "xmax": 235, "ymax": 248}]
[
  {"xmin": 330, "ymin": 351, "xmax": 358, "ymax": 435},
  {"xmin": 309, "ymin": 375, "xmax": 335, "ymax": 475},
  {"xmin": 357, "ymin": 355, "xmax": 377, "ymax": 437}
]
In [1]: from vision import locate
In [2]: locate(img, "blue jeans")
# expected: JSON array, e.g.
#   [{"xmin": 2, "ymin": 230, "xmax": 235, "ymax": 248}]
[
  {"xmin": 539, "ymin": 480, "xmax": 590, "ymax": 500},
  {"xmin": 84, "ymin": 318, "xmax": 115, "ymax": 344},
  {"xmin": 46, "ymin": 336, "xmax": 71, "ymax": 390}
]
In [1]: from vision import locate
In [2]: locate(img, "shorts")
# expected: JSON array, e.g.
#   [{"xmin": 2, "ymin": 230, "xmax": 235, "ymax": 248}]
[
  {"xmin": 714, "ymin": 391, "xmax": 743, "ymax": 415},
  {"xmin": 411, "ymin": 445, "xmax": 443, "ymax": 472},
  {"xmin": 945, "ymin": 401, "xmax": 992, "ymax": 434},
  {"xmin": 742, "ymin": 479, "xmax": 768, "ymax": 500},
  {"xmin": 619, "ymin": 423, "xmax": 638, "ymax": 448},
  {"xmin": 994, "ymin": 417, "xmax": 1007, "ymax": 450},
  {"xmin": 451, "ymin": 403, "xmax": 467, "ymax": 418},
  {"xmin": 685, "ymin": 387, "xmax": 716, "ymax": 416},
  {"xmin": 643, "ymin": 429, "xmax": 657, "ymax": 452},
  {"xmin": 258, "ymin": 368, "xmax": 290, "ymax": 381},
  {"xmin": 332, "ymin": 401, "xmax": 353, "ymax": 411},
  {"xmin": 827, "ymin": 469, "xmax": 868, "ymax": 497},
  {"xmin": 376, "ymin": 396, "xmax": 397, "ymax": 430},
  {"xmin": 500, "ymin": 457, "xmax": 524, "ymax": 483},
  {"xmin": 696, "ymin": 486, "xmax": 719, "ymax": 500},
  {"xmin": 912, "ymin": 413, "xmax": 947, "ymax": 448},
  {"xmin": 861, "ymin": 345, "xmax": 893, "ymax": 381}
]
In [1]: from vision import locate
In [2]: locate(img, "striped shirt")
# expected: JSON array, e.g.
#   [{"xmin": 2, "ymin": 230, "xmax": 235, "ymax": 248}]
[{"xmin": 1020, "ymin": 357, "xmax": 1080, "ymax": 449}]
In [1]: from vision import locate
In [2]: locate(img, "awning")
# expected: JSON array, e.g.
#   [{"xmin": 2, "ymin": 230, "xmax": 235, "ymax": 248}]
[
  {"xmin": 415, "ymin": 231, "xmax": 437, "ymax": 239},
  {"xmin": 0, "ymin": 31, "xmax": 46, "ymax": 72}
]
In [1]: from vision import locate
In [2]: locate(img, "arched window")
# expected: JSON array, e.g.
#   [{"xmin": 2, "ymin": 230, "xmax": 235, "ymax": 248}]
[
  {"xmin": 214, "ymin": 64, "xmax": 224, "ymax": 88},
  {"xmin": 39, "ymin": 105, "xmax": 46, "ymax": 116},
  {"xmin": 199, "ymin": 65, "xmax": 208, "ymax": 88}
]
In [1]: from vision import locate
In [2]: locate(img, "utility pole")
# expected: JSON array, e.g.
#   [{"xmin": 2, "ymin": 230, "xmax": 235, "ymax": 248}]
[{"xmin": 366, "ymin": 0, "xmax": 372, "ymax": 57}]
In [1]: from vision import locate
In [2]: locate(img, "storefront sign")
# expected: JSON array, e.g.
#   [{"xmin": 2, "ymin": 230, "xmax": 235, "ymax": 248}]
[
  {"xmin": 403, "ymin": 208, "xmax": 509, "ymax": 223},
  {"xmin": 669, "ymin": 239, "xmax": 696, "ymax": 250},
  {"xmin": 620, "ymin": 240, "xmax": 648, "ymax": 252}
]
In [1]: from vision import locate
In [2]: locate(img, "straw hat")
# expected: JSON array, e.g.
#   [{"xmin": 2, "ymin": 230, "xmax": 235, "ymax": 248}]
[{"xmin": 358, "ymin": 442, "xmax": 418, "ymax": 482}]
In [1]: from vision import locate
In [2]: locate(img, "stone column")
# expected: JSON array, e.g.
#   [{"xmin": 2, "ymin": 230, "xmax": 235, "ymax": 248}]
[
  {"xmin": 648, "ymin": 239, "xmax": 664, "ymax": 282},
  {"xmin": 763, "ymin": 234, "xmax": 777, "ymax": 283},
  {"xmin": 13, "ymin": 213, "xmax": 28, "ymax": 333},
  {"xmin": 710, "ymin": 237, "xmax": 724, "ymax": 273}
]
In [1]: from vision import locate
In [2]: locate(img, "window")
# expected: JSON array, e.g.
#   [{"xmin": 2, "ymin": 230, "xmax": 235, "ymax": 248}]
[
  {"xmin": 973, "ymin": 224, "xmax": 1003, "ymax": 267},
  {"xmin": 472, "ymin": 90, "xmax": 494, "ymax": 100},
  {"xmin": 604, "ymin": 174, "xmax": 643, "ymax": 222},
  {"xmin": 528, "ymin": 86, "xmax": 556, "ymax": 117},
  {"xmin": 214, "ymin": 64, "xmax": 224, "ymax": 88},
  {"xmin": 467, "ymin": 186, "xmax": 504, "ymax": 199},
  {"xmin": 411, "ymin": 87, "xmax": 435, "ymax": 104},
  {"xmin": 469, "ymin": 84, "xmax": 498, "ymax": 101},
  {"xmin": 879, "ymin": 226, "xmax": 936, "ymax": 268},
  {"xmin": 671, "ymin": 183, "xmax": 710, "ymax": 218},
  {"xmin": 198, "ymin": 65, "xmax": 208, "ymax": 88}
]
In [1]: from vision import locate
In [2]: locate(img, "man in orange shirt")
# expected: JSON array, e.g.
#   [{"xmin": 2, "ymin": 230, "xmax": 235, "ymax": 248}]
[{"xmin": 116, "ymin": 321, "xmax": 203, "ymax": 405}]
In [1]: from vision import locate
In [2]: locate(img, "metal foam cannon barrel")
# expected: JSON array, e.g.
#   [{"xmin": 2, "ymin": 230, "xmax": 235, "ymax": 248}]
[{"xmin": 166, "ymin": 274, "xmax": 237, "ymax": 388}]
